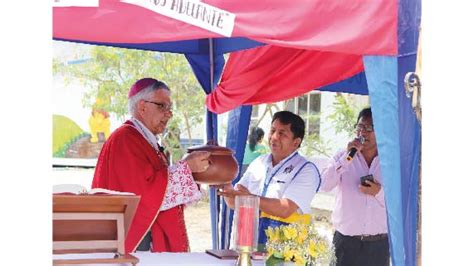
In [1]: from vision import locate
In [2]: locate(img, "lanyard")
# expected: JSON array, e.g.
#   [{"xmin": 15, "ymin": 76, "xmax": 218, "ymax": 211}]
[{"xmin": 261, "ymin": 152, "xmax": 299, "ymax": 197}]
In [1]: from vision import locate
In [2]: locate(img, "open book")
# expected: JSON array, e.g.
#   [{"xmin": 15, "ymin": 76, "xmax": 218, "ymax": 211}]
[{"xmin": 53, "ymin": 184, "xmax": 135, "ymax": 196}]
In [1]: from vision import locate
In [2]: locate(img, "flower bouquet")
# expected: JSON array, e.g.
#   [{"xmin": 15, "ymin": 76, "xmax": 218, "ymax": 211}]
[{"xmin": 264, "ymin": 220, "xmax": 335, "ymax": 265}]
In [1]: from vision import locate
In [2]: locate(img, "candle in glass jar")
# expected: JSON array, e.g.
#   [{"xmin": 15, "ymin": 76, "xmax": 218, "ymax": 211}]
[{"xmin": 237, "ymin": 206, "xmax": 255, "ymax": 247}]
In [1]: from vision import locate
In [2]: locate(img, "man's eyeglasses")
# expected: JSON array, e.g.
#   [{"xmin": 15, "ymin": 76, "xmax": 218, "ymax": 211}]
[
  {"xmin": 144, "ymin": 100, "xmax": 173, "ymax": 112},
  {"xmin": 354, "ymin": 123, "xmax": 374, "ymax": 132}
]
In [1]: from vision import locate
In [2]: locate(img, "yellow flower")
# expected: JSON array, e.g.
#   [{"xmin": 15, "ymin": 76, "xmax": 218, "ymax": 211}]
[
  {"xmin": 316, "ymin": 241, "xmax": 328, "ymax": 254},
  {"xmin": 283, "ymin": 226, "xmax": 297, "ymax": 240},
  {"xmin": 283, "ymin": 247, "xmax": 296, "ymax": 261},
  {"xmin": 267, "ymin": 246, "xmax": 275, "ymax": 257},
  {"xmin": 264, "ymin": 219, "xmax": 334, "ymax": 265},
  {"xmin": 296, "ymin": 226, "xmax": 308, "ymax": 244},
  {"xmin": 293, "ymin": 253, "xmax": 306, "ymax": 266},
  {"xmin": 266, "ymin": 227, "xmax": 280, "ymax": 242},
  {"xmin": 309, "ymin": 239, "xmax": 328, "ymax": 258},
  {"xmin": 309, "ymin": 240, "xmax": 317, "ymax": 258}
]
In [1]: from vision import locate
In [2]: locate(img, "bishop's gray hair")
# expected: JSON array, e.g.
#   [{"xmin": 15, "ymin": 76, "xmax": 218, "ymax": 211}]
[{"xmin": 128, "ymin": 81, "xmax": 169, "ymax": 116}]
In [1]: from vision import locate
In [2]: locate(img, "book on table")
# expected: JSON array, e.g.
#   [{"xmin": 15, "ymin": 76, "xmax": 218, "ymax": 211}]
[{"xmin": 53, "ymin": 183, "xmax": 135, "ymax": 196}]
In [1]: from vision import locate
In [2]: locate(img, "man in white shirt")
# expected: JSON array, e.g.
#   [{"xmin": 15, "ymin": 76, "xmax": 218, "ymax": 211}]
[{"xmin": 219, "ymin": 111, "xmax": 321, "ymax": 249}]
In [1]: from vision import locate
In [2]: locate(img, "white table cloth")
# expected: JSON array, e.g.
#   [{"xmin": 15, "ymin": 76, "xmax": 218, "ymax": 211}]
[{"xmin": 53, "ymin": 251, "xmax": 265, "ymax": 265}]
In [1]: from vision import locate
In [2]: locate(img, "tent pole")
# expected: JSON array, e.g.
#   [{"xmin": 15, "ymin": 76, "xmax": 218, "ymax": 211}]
[
  {"xmin": 209, "ymin": 39, "xmax": 215, "ymax": 97},
  {"xmin": 208, "ymin": 38, "xmax": 220, "ymax": 250}
]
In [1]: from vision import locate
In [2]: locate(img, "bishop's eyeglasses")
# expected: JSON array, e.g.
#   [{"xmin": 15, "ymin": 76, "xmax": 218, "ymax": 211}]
[{"xmin": 144, "ymin": 100, "xmax": 173, "ymax": 112}]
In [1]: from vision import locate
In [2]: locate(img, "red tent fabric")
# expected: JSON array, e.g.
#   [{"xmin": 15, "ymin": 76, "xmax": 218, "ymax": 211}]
[
  {"xmin": 55, "ymin": 1, "xmax": 396, "ymax": 114},
  {"xmin": 54, "ymin": 0, "xmax": 397, "ymax": 55},
  {"xmin": 206, "ymin": 45, "xmax": 364, "ymax": 114}
]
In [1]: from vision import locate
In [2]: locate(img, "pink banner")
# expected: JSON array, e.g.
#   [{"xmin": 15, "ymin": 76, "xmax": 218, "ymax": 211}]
[{"xmin": 54, "ymin": 0, "xmax": 397, "ymax": 55}]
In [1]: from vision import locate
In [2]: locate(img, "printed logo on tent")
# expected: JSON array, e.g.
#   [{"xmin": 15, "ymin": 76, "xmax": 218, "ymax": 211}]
[{"xmin": 121, "ymin": 0, "xmax": 235, "ymax": 37}]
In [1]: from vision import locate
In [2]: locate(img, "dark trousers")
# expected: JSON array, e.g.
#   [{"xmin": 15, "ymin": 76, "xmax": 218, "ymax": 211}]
[
  {"xmin": 136, "ymin": 231, "xmax": 152, "ymax": 251},
  {"xmin": 332, "ymin": 231, "xmax": 390, "ymax": 266}
]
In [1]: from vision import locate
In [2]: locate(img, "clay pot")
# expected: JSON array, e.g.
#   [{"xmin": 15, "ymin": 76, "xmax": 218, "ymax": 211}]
[{"xmin": 187, "ymin": 144, "xmax": 238, "ymax": 185}]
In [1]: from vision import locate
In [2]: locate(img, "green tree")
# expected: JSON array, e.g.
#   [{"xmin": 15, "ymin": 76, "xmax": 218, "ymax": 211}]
[
  {"xmin": 327, "ymin": 93, "xmax": 367, "ymax": 138},
  {"xmin": 300, "ymin": 112, "xmax": 333, "ymax": 158},
  {"xmin": 53, "ymin": 44, "xmax": 205, "ymax": 162}
]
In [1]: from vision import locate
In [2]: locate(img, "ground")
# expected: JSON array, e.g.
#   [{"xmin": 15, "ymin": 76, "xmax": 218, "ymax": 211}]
[{"xmin": 184, "ymin": 200, "xmax": 213, "ymax": 252}]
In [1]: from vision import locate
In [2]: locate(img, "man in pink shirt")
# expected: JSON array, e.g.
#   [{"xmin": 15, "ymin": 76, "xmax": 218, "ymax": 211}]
[{"xmin": 321, "ymin": 107, "xmax": 389, "ymax": 266}]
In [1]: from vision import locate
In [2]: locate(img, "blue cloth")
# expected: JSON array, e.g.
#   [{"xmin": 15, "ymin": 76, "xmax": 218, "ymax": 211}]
[{"xmin": 257, "ymin": 216, "xmax": 289, "ymax": 246}]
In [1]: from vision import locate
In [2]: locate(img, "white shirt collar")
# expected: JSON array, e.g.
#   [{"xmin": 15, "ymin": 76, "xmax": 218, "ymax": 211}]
[
  {"xmin": 130, "ymin": 117, "xmax": 159, "ymax": 151},
  {"xmin": 265, "ymin": 150, "xmax": 299, "ymax": 170}
]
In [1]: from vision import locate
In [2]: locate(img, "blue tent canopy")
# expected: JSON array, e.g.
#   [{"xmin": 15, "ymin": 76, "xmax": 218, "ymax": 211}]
[{"xmin": 53, "ymin": 0, "xmax": 421, "ymax": 264}]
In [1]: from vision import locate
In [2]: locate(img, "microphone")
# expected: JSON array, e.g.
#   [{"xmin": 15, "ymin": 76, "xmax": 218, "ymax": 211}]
[{"xmin": 346, "ymin": 136, "xmax": 365, "ymax": 161}]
